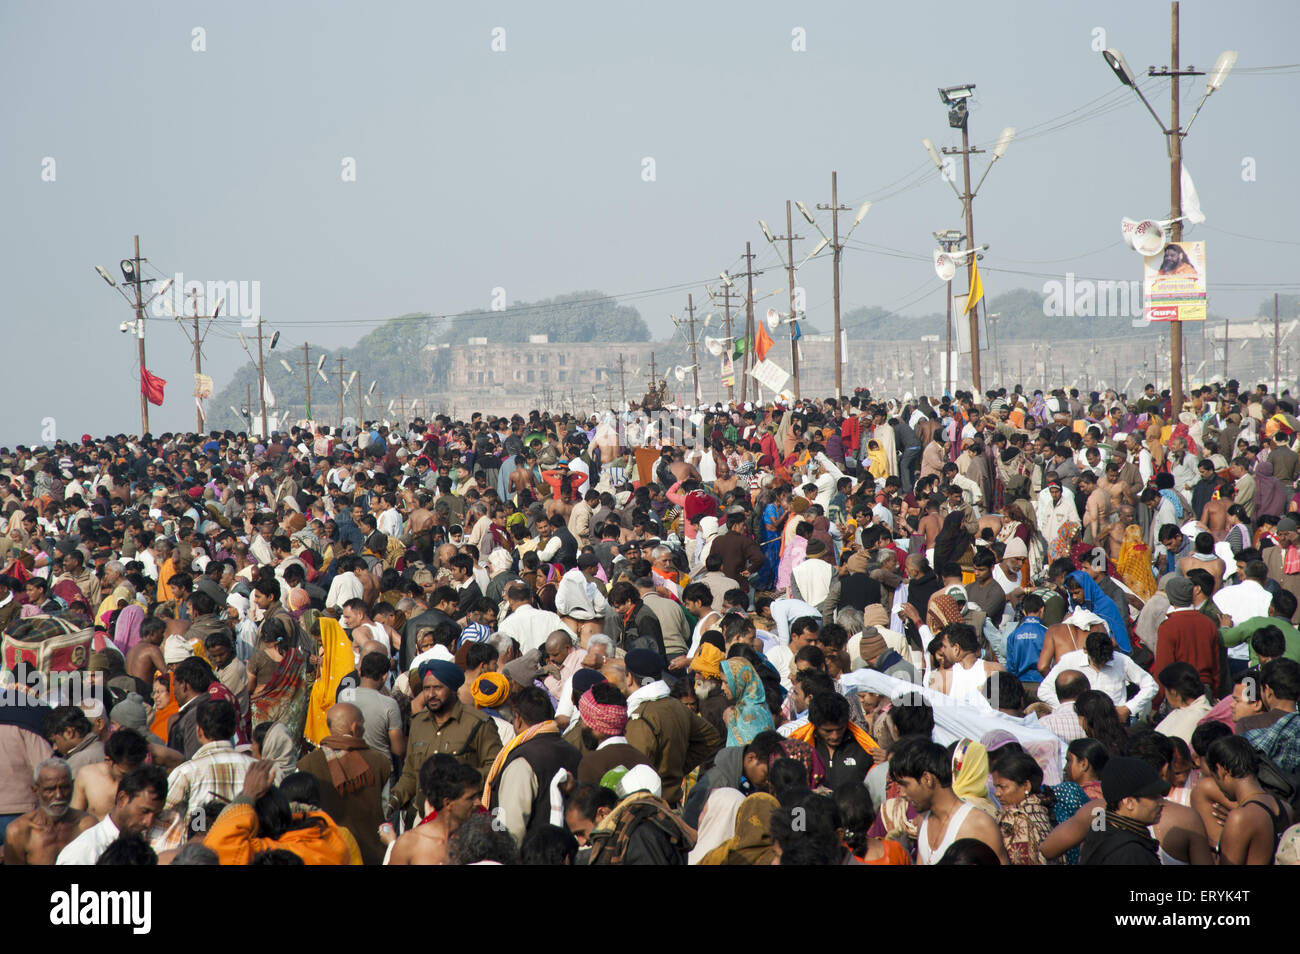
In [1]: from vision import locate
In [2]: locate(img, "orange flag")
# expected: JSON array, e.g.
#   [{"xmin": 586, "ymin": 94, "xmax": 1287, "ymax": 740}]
[{"xmin": 754, "ymin": 323, "xmax": 774, "ymax": 362}]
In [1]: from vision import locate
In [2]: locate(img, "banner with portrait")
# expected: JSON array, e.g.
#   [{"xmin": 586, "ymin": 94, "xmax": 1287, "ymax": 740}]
[{"xmin": 1143, "ymin": 240, "xmax": 1206, "ymax": 322}]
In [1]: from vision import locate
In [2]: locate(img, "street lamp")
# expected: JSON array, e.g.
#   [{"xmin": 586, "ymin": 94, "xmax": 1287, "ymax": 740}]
[
  {"xmin": 933, "ymin": 229, "xmax": 965, "ymax": 395},
  {"xmin": 95, "ymin": 236, "xmax": 173, "ymax": 435},
  {"xmin": 1100, "ymin": 3, "xmax": 1235, "ymax": 413},
  {"xmin": 922, "ymin": 83, "xmax": 1012, "ymax": 394}
]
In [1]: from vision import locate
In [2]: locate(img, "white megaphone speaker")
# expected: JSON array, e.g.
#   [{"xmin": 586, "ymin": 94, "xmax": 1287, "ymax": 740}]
[
  {"xmin": 766, "ymin": 308, "xmax": 781, "ymax": 331},
  {"xmin": 704, "ymin": 336, "xmax": 725, "ymax": 357},
  {"xmin": 1121, "ymin": 217, "xmax": 1168, "ymax": 257},
  {"xmin": 933, "ymin": 250, "xmax": 957, "ymax": 282}
]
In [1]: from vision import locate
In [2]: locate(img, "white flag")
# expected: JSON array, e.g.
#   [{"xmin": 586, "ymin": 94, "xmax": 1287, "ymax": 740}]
[
  {"xmin": 840, "ymin": 330, "xmax": 849, "ymax": 363},
  {"xmin": 748, "ymin": 358, "xmax": 790, "ymax": 393},
  {"xmin": 1181, "ymin": 163, "xmax": 1206, "ymax": 225},
  {"xmin": 263, "ymin": 378, "xmax": 276, "ymax": 409}
]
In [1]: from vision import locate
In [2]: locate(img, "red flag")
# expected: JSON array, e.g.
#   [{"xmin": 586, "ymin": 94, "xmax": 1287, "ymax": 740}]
[
  {"xmin": 754, "ymin": 323, "xmax": 774, "ymax": 362},
  {"xmin": 140, "ymin": 368, "xmax": 167, "ymax": 406}
]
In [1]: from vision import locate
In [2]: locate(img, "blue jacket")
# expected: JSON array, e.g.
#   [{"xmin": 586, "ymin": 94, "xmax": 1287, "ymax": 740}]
[{"xmin": 1005, "ymin": 616, "xmax": 1048, "ymax": 682}]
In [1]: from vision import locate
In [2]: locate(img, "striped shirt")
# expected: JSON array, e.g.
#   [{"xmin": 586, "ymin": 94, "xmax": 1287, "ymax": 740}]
[{"xmin": 458, "ymin": 621, "xmax": 492, "ymax": 648}]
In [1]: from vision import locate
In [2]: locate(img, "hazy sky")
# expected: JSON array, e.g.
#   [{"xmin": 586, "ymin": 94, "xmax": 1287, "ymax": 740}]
[{"xmin": 2, "ymin": 0, "xmax": 1296, "ymax": 441}]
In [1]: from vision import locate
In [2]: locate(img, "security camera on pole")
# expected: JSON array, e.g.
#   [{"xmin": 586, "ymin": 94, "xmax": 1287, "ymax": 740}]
[
  {"xmin": 95, "ymin": 236, "xmax": 173, "ymax": 435},
  {"xmin": 922, "ymin": 86, "xmax": 1014, "ymax": 395}
]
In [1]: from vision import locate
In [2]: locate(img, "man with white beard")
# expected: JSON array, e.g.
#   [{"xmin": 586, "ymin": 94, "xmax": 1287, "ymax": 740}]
[{"xmin": 2, "ymin": 759, "xmax": 95, "ymax": 865}]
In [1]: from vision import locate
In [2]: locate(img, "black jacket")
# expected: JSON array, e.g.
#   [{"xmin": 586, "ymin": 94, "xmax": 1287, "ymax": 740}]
[
  {"xmin": 1080, "ymin": 824, "xmax": 1161, "ymax": 865},
  {"xmin": 619, "ymin": 602, "xmax": 665, "ymax": 656}
]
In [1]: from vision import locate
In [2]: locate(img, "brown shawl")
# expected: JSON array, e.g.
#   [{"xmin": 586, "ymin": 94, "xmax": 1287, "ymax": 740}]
[{"xmin": 319, "ymin": 735, "xmax": 376, "ymax": 795}]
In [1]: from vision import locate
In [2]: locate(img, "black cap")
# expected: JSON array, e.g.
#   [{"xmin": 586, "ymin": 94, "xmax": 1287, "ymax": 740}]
[
  {"xmin": 1100, "ymin": 757, "xmax": 1170, "ymax": 804},
  {"xmin": 625, "ymin": 649, "xmax": 665, "ymax": 679}
]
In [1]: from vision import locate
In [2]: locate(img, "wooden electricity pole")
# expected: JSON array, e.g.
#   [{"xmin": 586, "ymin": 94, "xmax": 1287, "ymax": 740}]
[
  {"xmin": 686, "ymin": 293, "xmax": 700, "ymax": 406},
  {"xmin": 255, "ymin": 315, "xmax": 268, "ymax": 439},
  {"xmin": 337, "ymin": 356, "xmax": 346, "ymax": 428},
  {"xmin": 738, "ymin": 243, "xmax": 761, "ymax": 403},
  {"xmin": 130, "ymin": 235, "xmax": 149, "ymax": 435},
  {"xmin": 774, "ymin": 202, "xmax": 803, "ymax": 400},
  {"xmin": 817, "ymin": 171, "xmax": 851, "ymax": 399}
]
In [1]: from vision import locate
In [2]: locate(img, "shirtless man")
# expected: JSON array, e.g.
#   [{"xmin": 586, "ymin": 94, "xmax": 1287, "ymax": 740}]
[
  {"xmin": 666, "ymin": 449, "xmax": 701, "ymax": 485},
  {"xmin": 543, "ymin": 477, "xmax": 577, "ymax": 523},
  {"xmin": 508, "ymin": 455, "xmax": 539, "ymax": 502},
  {"xmin": 3, "ymin": 759, "xmax": 95, "ymax": 865},
  {"xmin": 711, "ymin": 461, "xmax": 739, "ymax": 498},
  {"xmin": 1202, "ymin": 490, "xmax": 1232, "ymax": 541},
  {"xmin": 1178, "ymin": 531, "xmax": 1226, "ymax": 590},
  {"xmin": 1037, "ymin": 608, "xmax": 1108, "ymax": 676},
  {"xmin": 70, "ymin": 727, "xmax": 150, "ymax": 820},
  {"xmin": 917, "ymin": 499, "xmax": 943, "ymax": 549},
  {"xmin": 385, "ymin": 755, "xmax": 482, "ymax": 865},
  {"xmin": 1206, "ymin": 735, "xmax": 1291, "ymax": 865},
  {"xmin": 1097, "ymin": 461, "xmax": 1133, "ymax": 512},
  {"xmin": 891, "ymin": 737, "xmax": 1009, "ymax": 864},
  {"xmin": 1105, "ymin": 506, "xmax": 1136, "ymax": 563},
  {"xmin": 976, "ymin": 512, "xmax": 1003, "ymax": 539},
  {"xmin": 125, "ymin": 616, "xmax": 168, "ymax": 697}
]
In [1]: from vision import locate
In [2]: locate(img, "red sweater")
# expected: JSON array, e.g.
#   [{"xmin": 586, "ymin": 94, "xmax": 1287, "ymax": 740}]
[{"xmin": 1153, "ymin": 608, "xmax": 1222, "ymax": 702}]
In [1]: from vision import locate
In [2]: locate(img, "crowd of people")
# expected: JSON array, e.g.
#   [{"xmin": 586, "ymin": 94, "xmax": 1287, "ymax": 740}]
[{"xmin": 3, "ymin": 376, "xmax": 1300, "ymax": 866}]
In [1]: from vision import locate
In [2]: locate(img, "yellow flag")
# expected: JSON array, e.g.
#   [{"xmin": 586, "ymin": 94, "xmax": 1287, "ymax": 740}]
[
  {"xmin": 964, "ymin": 257, "xmax": 984, "ymax": 314},
  {"xmin": 305, "ymin": 616, "xmax": 353, "ymax": 745}
]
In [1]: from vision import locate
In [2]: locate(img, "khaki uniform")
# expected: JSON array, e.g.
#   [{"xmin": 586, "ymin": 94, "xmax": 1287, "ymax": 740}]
[
  {"xmin": 388, "ymin": 700, "xmax": 502, "ymax": 811},
  {"xmin": 625, "ymin": 697, "xmax": 721, "ymax": 807}
]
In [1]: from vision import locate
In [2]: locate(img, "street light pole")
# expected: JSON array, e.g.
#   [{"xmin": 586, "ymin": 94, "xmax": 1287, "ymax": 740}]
[
  {"xmin": 256, "ymin": 315, "xmax": 268, "ymax": 439},
  {"xmin": 1103, "ymin": 2, "xmax": 1235, "ymax": 413},
  {"xmin": 131, "ymin": 236, "xmax": 149, "ymax": 435},
  {"xmin": 785, "ymin": 201, "xmax": 800, "ymax": 401},
  {"xmin": 958, "ymin": 122, "xmax": 981, "ymax": 394}
]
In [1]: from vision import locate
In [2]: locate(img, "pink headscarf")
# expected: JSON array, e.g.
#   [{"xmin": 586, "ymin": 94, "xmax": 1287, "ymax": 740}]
[{"xmin": 113, "ymin": 604, "xmax": 145, "ymax": 655}]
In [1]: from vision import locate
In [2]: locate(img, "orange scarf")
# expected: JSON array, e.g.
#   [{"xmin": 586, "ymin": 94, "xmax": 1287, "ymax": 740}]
[
  {"xmin": 481, "ymin": 720, "xmax": 560, "ymax": 808},
  {"xmin": 789, "ymin": 719, "xmax": 879, "ymax": 753}
]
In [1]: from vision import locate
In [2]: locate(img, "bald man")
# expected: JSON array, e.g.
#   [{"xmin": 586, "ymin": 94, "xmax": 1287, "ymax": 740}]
[
  {"xmin": 296, "ymin": 703, "xmax": 393, "ymax": 865},
  {"xmin": 543, "ymin": 629, "xmax": 583, "ymax": 701}
]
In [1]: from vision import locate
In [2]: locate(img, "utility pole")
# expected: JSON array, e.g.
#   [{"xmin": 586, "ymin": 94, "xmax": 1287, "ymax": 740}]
[
  {"xmin": 941, "ymin": 135, "xmax": 985, "ymax": 394},
  {"xmin": 721, "ymin": 280, "xmax": 735, "ymax": 403},
  {"xmin": 777, "ymin": 201, "xmax": 803, "ymax": 400},
  {"xmin": 738, "ymin": 243, "xmax": 760, "ymax": 403},
  {"xmin": 255, "ymin": 315, "xmax": 268, "ymax": 439},
  {"xmin": 648, "ymin": 351, "xmax": 658, "ymax": 391},
  {"xmin": 617, "ymin": 354, "xmax": 627, "ymax": 408},
  {"xmin": 303, "ymin": 343, "xmax": 313, "ymax": 423},
  {"xmin": 357, "ymin": 375, "xmax": 364, "ymax": 430},
  {"xmin": 337, "ymin": 356, "xmax": 346, "ymax": 428},
  {"xmin": 686, "ymin": 293, "xmax": 700, "ymax": 406},
  {"xmin": 1275, "ymin": 293, "xmax": 1281, "ymax": 395},
  {"xmin": 189, "ymin": 287, "xmax": 204, "ymax": 433},
  {"xmin": 246, "ymin": 383, "xmax": 252, "ymax": 434},
  {"xmin": 1147, "ymin": 1, "xmax": 1205, "ymax": 412},
  {"xmin": 1223, "ymin": 317, "xmax": 1230, "ymax": 381},
  {"xmin": 817, "ymin": 171, "xmax": 851, "ymax": 400},
  {"xmin": 130, "ymin": 235, "xmax": 150, "ymax": 435}
]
